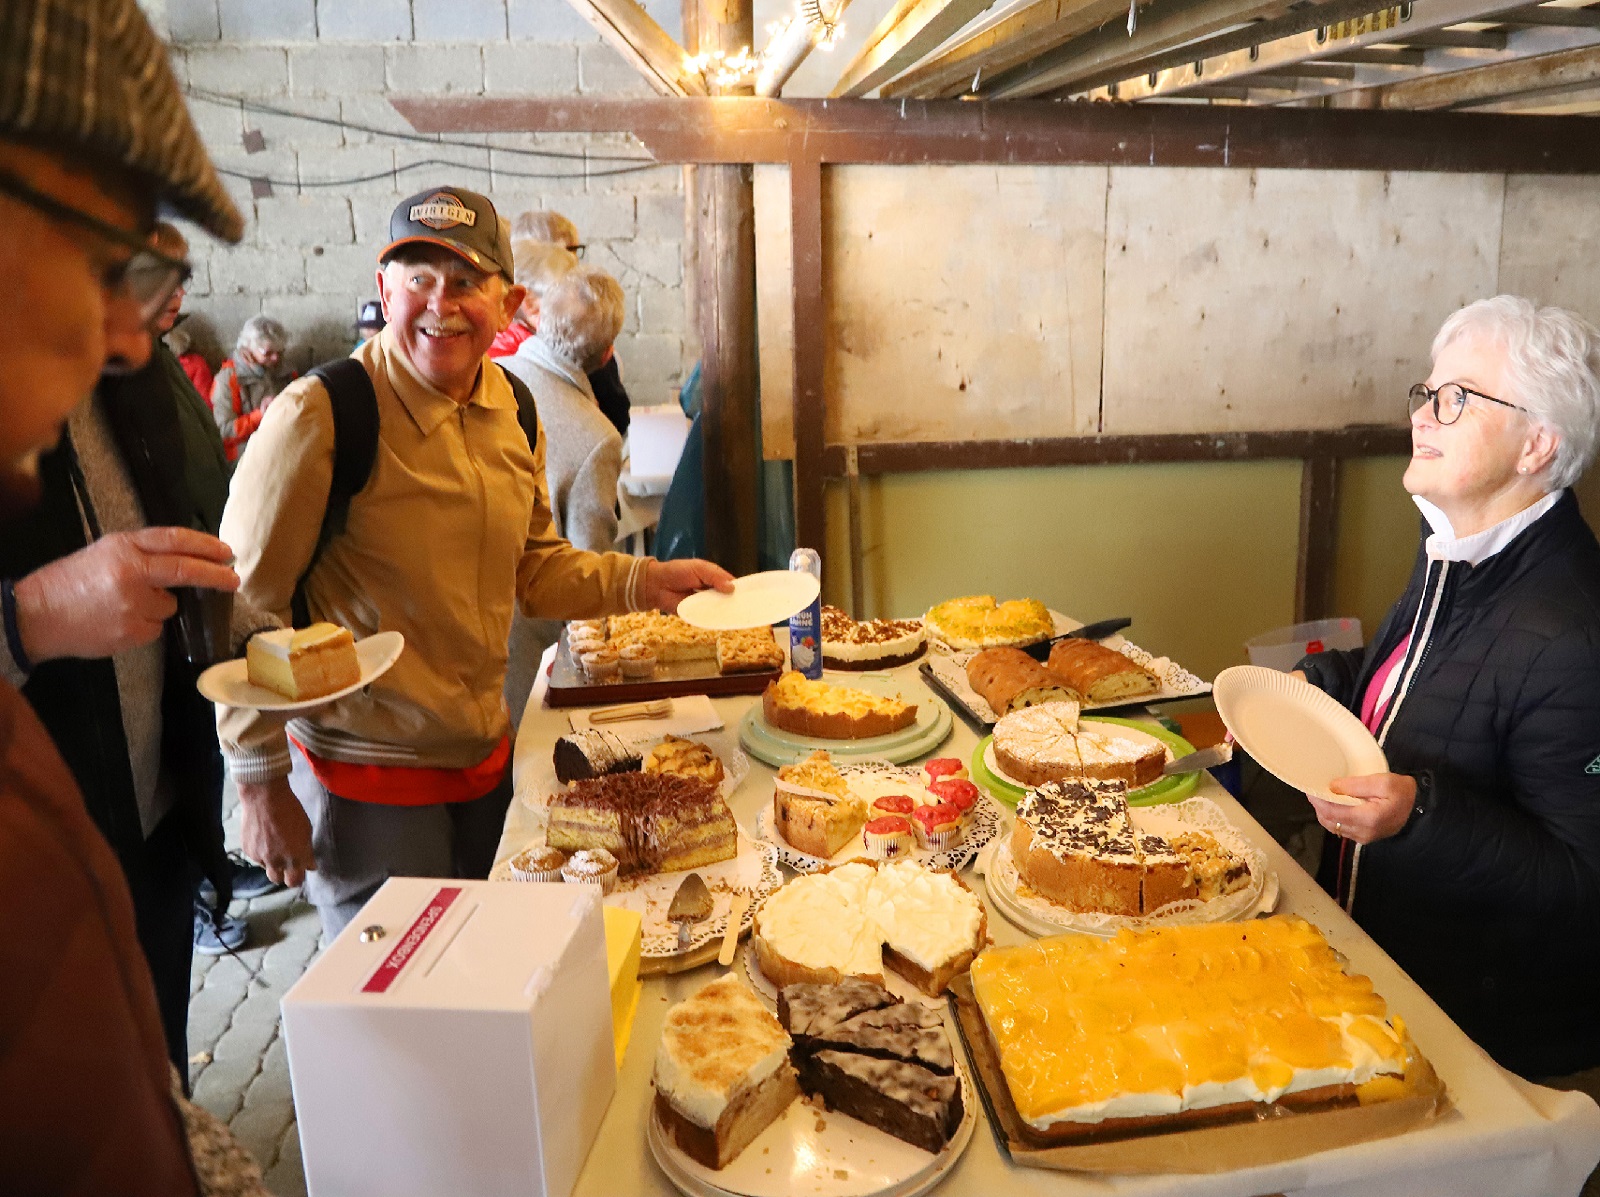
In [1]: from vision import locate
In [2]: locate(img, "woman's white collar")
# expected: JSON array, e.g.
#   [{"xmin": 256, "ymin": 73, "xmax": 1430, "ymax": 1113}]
[{"xmin": 1414, "ymin": 491, "xmax": 1560, "ymax": 565}]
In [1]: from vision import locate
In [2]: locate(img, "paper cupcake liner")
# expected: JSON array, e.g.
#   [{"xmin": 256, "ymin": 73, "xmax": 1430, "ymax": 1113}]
[
  {"xmin": 509, "ymin": 862, "xmax": 565, "ymax": 883},
  {"xmin": 918, "ymin": 824, "xmax": 964, "ymax": 853},
  {"xmin": 561, "ymin": 866, "xmax": 618, "ymax": 894}
]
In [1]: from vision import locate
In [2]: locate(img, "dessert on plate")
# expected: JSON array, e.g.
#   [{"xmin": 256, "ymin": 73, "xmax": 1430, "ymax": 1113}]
[
  {"xmin": 643, "ymin": 735, "xmax": 726, "ymax": 786},
  {"xmin": 753, "ymin": 859, "xmax": 986, "ymax": 997},
  {"xmin": 552, "ymin": 729, "xmax": 643, "ymax": 784},
  {"xmin": 779, "ymin": 979, "xmax": 964, "ymax": 1154},
  {"xmin": 606, "ymin": 611, "xmax": 719, "ymax": 663},
  {"xmin": 716, "ymin": 626, "xmax": 787, "ymax": 674},
  {"xmin": 923, "ymin": 595, "xmax": 1053, "ymax": 651},
  {"xmin": 246, "ymin": 623, "xmax": 360, "ymax": 701},
  {"xmin": 762, "ymin": 671, "xmax": 918, "ymax": 740},
  {"xmin": 548, "ymin": 772, "xmax": 737, "ymax": 875},
  {"xmin": 819, "ymin": 605, "xmax": 927, "ymax": 671},
  {"xmin": 1045, "ymin": 637, "xmax": 1160, "ymax": 704},
  {"xmin": 654, "ymin": 974, "xmax": 801, "ymax": 1169},
  {"xmin": 772, "ymin": 751, "xmax": 867, "ymax": 857},
  {"xmin": 991, "ymin": 700, "xmax": 1166, "ymax": 789},
  {"xmin": 966, "ymin": 646, "xmax": 1076, "ymax": 715},
  {"xmin": 969, "ymin": 918, "xmax": 1412, "ymax": 1140}
]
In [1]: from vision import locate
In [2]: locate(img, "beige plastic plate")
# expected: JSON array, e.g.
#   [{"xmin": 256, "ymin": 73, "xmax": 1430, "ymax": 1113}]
[
  {"xmin": 678, "ymin": 570, "xmax": 821, "ymax": 631},
  {"xmin": 647, "ymin": 1061, "xmax": 976, "ymax": 1197},
  {"xmin": 196, "ymin": 630, "xmax": 404, "ymax": 712},
  {"xmin": 1213, "ymin": 665, "xmax": 1385, "ymax": 807}
]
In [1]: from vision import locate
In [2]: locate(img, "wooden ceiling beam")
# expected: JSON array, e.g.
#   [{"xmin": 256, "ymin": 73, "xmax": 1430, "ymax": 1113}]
[
  {"xmin": 562, "ymin": 0, "xmax": 707, "ymax": 96},
  {"xmin": 1378, "ymin": 39, "xmax": 1600, "ymax": 104},
  {"xmin": 1391, "ymin": 28, "xmax": 1509, "ymax": 46},
  {"xmin": 829, "ymin": 0, "xmax": 1000, "ymax": 96}
]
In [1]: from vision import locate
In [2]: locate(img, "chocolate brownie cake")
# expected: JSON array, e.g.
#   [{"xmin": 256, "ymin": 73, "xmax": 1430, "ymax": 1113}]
[{"xmin": 552, "ymin": 729, "xmax": 642, "ymax": 784}]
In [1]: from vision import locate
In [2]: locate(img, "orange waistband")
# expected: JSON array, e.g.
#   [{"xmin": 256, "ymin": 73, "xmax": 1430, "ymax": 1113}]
[{"xmin": 289, "ymin": 734, "xmax": 511, "ymax": 806}]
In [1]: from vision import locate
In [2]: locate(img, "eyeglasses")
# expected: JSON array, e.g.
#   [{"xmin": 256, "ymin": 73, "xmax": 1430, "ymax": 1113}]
[
  {"xmin": 569, "ymin": 243, "xmax": 586, "ymax": 260},
  {"xmin": 0, "ymin": 169, "xmax": 192, "ymax": 327},
  {"xmin": 1407, "ymin": 382, "xmax": 1528, "ymax": 426}
]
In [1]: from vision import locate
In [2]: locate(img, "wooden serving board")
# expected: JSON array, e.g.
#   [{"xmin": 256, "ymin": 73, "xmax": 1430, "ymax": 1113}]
[{"xmin": 545, "ymin": 631, "xmax": 783, "ymax": 708}]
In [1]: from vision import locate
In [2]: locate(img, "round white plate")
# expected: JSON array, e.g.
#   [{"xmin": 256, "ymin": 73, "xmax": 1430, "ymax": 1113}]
[
  {"xmin": 1213, "ymin": 665, "xmax": 1385, "ymax": 806},
  {"xmin": 197, "ymin": 630, "xmax": 404, "ymax": 711},
  {"xmin": 678, "ymin": 570, "xmax": 821, "ymax": 631},
  {"xmin": 648, "ymin": 1057, "xmax": 975, "ymax": 1197}
]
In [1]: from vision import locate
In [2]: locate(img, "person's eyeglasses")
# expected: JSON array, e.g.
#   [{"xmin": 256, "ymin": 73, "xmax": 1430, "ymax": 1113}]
[
  {"xmin": 0, "ymin": 169, "xmax": 192, "ymax": 328},
  {"xmin": 1407, "ymin": 382, "xmax": 1528, "ymax": 426},
  {"xmin": 569, "ymin": 242, "xmax": 586, "ymax": 260}
]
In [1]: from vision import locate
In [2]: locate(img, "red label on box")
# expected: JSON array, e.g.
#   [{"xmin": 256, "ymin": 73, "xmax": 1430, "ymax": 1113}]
[
  {"xmin": 1306, "ymin": 639, "xmax": 1325, "ymax": 654},
  {"xmin": 361, "ymin": 886, "xmax": 463, "ymax": 994}
]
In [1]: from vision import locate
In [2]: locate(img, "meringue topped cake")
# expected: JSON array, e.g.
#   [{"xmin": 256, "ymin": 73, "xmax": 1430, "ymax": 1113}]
[{"xmin": 654, "ymin": 975, "xmax": 800, "ymax": 1169}]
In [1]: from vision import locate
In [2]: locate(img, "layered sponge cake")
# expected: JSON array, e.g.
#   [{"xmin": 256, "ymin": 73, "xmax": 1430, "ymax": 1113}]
[
  {"xmin": 246, "ymin": 623, "xmax": 360, "ymax": 701},
  {"xmin": 548, "ymin": 772, "xmax": 737, "ymax": 875}
]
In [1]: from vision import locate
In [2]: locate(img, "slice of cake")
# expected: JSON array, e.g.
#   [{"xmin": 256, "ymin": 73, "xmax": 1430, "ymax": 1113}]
[
  {"xmin": 1011, "ymin": 780, "xmax": 1145, "ymax": 916},
  {"xmin": 762, "ymin": 672, "xmax": 918, "ymax": 741},
  {"xmin": 820, "ymin": 605, "xmax": 927, "ymax": 671},
  {"xmin": 552, "ymin": 729, "xmax": 642, "ymax": 784},
  {"xmin": 716, "ymin": 626, "xmax": 786, "ymax": 674},
  {"xmin": 607, "ymin": 611, "xmax": 718, "ymax": 663},
  {"xmin": 1169, "ymin": 831, "xmax": 1252, "ymax": 901},
  {"xmin": 773, "ymin": 752, "xmax": 866, "ymax": 858},
  {"xmin": 992, "ymin": 702, "xmax": 1165, "ymax": 789},
  {"xmin": 548, "ymin": 772, "xmax": 737, "ymax": 875},
  {"xmin": 643, "ymin": 736, "xmax": 726, "ymax": 786},
  {"xmin": 246, "ymin": 623, "xmax": 360, "ymax": 701},
  {"xmin": 654, "ymin": 975, "xmax": 800, "ymax": 1169},
  {"xmin": 806, "ymin": 1052, "xmax": 963, "ymax": 1155},
  {"xmin": 1046, "ymin": 638, "xmax": 1159, "ymax": 704}
]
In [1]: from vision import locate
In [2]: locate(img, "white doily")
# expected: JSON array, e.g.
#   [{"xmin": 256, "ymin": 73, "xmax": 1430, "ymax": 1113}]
[
  {"xmin": 981, "ymin": 797, "xmax": 1273, "ymax": 936},
  {"xmin": 758, "ymin": 757, "xmax": 1000, "ymax": 873}
]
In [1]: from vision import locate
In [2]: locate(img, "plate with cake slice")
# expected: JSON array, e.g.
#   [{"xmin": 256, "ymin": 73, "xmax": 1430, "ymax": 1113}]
[
  {"xmin": 199, "ymin": 627, "xmax": 404, "ymax": 711},
  {"xmin": 980, "ymin": 790, "xmax": 1276, "ymax": 938},
  {"xmin": 756, "ymin": 753, "xmax": 1002, "ymax": 875},
  {"xmin": 650, "ymin": 974, "xmax": 975, "ymax": 1197},
  {"xmin": 739, "ymin": 672, "xmax": 953, "ymax": 767},
  {"xmin": 539, "ymin": 727, "xmax": 752, "ymax": 805}
]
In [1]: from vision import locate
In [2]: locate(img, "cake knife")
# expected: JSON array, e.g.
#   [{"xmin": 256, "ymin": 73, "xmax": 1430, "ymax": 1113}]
[
  {"xmin": 1022, "ymin": 616, "xmax": 1133, "ymax": 662},
  {"xmin": 1161, "ymin": 742, "xmax": 1233, "ymax": 777},
  {"xmin": 718, "ymin": 891, "xmax": 750, "ymax": 966}
]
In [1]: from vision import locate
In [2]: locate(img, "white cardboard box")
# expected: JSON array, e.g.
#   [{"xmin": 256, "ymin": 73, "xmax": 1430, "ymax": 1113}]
[{"xmin": 282, "ymin": 878, "xmax": 616, "ymax": 1197}]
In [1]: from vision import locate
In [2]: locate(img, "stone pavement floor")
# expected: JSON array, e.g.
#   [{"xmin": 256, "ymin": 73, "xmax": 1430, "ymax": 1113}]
[{"xmin": 188, "ymin": 783, "xmax": 317, "ymax": 1197}]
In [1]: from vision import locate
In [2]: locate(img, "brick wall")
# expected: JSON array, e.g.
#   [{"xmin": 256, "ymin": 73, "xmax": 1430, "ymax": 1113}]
[{"xmin": 147, "ymin": 0, "xmax": 692, "ymax": 406}]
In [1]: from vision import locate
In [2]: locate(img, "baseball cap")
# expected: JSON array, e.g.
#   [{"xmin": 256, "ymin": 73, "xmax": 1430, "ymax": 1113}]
[
  {"xmin": 381, "ymin": 186, "xmax": 514, "ymax": 280},
  {"xmin": 356, "ymin": 299, "xmax": 384, "ymax": 329},
  {"xmin": 0, "ymin": 0, "xmax": 243, "ymax": 242}
]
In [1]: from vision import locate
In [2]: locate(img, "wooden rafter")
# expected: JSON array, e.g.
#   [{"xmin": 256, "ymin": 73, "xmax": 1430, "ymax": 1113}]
[
  {"xmin": 829, "ymin": 0, "xmax": 1000, "ymax": 96},
  {"xmin": 563, "ymin": 0, "xmax": 708, "ymax": 96}
]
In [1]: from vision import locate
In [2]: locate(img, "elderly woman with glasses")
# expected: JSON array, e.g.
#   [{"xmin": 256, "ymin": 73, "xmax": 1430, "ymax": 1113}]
[{"xmin": 1296, "ymin": 295, "xmax": 1600, "ymax": 1084}]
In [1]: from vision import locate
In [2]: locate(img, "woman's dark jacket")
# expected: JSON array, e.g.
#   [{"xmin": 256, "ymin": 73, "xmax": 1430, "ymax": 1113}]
[{"xmin": 1300, "ymin": 489, "xmax": 1600, "ymax": 1079}]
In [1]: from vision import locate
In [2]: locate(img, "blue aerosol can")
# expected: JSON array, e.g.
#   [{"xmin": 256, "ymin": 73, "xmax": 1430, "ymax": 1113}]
[{"xmin": 787, "ymin": 547, "xmax": 824, "ymax": 679}]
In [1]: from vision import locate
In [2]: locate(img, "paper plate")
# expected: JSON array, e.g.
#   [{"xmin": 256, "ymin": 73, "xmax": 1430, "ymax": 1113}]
[
  {"xmin": 197, "ymin": 630, "xmax": 404, "ymax": 711},
  {"xmin": 677, "ymin": 570, "xmax": 820, "ymax": 631},
  {"xmin": 1213, "ymin": 665, "xmax": 1385, "ymax": 807}
]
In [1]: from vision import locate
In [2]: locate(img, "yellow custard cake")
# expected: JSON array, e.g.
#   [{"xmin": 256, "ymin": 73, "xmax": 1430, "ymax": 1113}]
[
  {"xmin": 246, "ymin": 623, "xmax": 360, "ymax": 701},
  {"xmin": 923, "ymin": 595, "xmax": 1053, "ymax": 651},
  {"xmin": 654, "ymin": 974, "xmax": 801, "ymax": 1169},
  {"xmin": 753, "ymin": 860, "xmax": 987, "ymax": 997},
  {"xmin": 762, "ymin": 672, "xmax": 918, "ymax": 740},
  {"xmin": 969, "ymin": 918, "xmax": 1411, "ymax": 1138}
]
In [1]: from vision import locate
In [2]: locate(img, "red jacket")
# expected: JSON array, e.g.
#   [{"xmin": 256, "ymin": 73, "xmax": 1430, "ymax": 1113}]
[
  {"xmin": 178, "ymin": 351, "xmax": 214, "ymax": 402},
  {"xmin": 0, "ymin": 682, "xmax": 200, "ymax": 1194},
  {"xmin": 488, "ymin": 321, "xmax": 532, "ymax": 360}
]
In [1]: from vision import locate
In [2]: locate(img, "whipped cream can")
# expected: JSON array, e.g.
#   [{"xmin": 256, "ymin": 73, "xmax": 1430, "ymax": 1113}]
[{"xmin": 788, "ymin": 546, "xmax": 824, "ymax": 679}]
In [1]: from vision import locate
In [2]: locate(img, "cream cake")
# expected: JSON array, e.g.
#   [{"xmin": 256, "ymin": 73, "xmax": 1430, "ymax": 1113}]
[
  {"xmin": 654, "ymin": 974, "xmax": 801, "ymax": 1169},
  {"xmin": 246, "ymin": 623, "xmax": 360, "ymax": 701},
  {"xmin": 969, "ymin": 918, "xmax": 1411, "ymax": 1134},
  {"xmin": 992, "ymin": 701, "xmax": 1166, "ymax": 789},
  {"xmin": 819, "ymin": 605, "xmax": 927, "ymax": 671},
  {"xmin": 923, "ymin": 595, "xmax": 1053, "ymax": 651},
  {"xmin": 753, "ymin": 860, "xmax": 986, "ymax": 996}
]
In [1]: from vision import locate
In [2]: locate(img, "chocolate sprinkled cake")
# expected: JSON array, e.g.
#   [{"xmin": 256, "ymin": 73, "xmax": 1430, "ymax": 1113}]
[
  {"xmin": 553, "ymin": 729, "xmax": 643, "ymax": 784},
  {"xmin": 548, "ymin": 771, "xmax": 737, "ymax": 875}
]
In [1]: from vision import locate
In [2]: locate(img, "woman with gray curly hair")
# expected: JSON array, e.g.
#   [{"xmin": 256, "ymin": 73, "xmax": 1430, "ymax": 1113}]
[
  {"xmin": 210, "ymin": 314, "xmax": 292, "ymax": 462},
  {"xmin": 1296, "ymin": 295, "xmax": 1600, "ymax": 1082}
]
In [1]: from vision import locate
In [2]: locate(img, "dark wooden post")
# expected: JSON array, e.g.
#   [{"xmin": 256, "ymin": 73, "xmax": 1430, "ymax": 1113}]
[
  {"xmin": 790, "ymin": 156, "xmax": 826, "ymax": 561},
  {"xmin": 692, "ymin": 0, "xmax": 761, "ymax": 573},
  {"xmin": 1295, "ymin": 455, "xmax": 1340, "ymax": 622}
]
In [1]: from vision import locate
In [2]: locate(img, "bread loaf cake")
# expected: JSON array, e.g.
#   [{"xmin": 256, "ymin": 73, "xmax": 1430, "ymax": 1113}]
[
  {"xmin": 966, "ymin": 646, "xmax": 1078, "ymax": 715},
  {"xmin": 1045, "ymin": 638, "xmax": 1159, "ymax": 704}
]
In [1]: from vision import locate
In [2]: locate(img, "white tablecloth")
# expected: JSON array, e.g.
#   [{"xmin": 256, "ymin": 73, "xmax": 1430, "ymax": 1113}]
[{"xmin": 500, "ymin": 645, "xmax": 1600, "ymax": 1197}]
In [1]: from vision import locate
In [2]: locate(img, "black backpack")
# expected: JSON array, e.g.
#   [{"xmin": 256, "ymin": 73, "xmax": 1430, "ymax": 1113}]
[{"xmin": 289, "ymin": 357, "xmax": 541, "ymax": 626}]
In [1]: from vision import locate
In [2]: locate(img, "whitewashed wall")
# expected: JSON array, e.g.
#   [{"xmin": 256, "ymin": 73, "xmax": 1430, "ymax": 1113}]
[
  {"xmin": 142, "ymin": 0, "xmax": 692, "ymax": 405},
  {"xmin": 758, "ymin": 164, "xmax": 1600, "ymax": 455}
]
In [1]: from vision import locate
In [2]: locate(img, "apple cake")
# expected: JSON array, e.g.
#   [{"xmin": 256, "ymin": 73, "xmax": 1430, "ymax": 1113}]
[
  {"xmin": 923, "ymin": 595, "xmax": 1053, "ymax": 651},
  {"xmin": 606, "ymin": 611, "xmax": 718, "ymax": 663},
  {"xmin": 762, "ymin": 671, "xmax": 918, "ymax": 740},
  {"xmin": 773, "ymin": 752, "xmax": 866, "ymax": 858},
  {"xmin": 547, "ymin": 772, "xmax": 737, "ymax": 875},
  {"xmin": 654, "ymin": 974, "xmax": 800, "ymax": 1169},
  {"xmin": 991, "ymin": 701, "xmax": 1166, "ymax": 789},
  {"xmin": 642, "ymin": 735, "xmax": 726, "ymax": 786},
  {"xmin": 715, "ymin": 626, "xmax": 786, "ymax": 674}
]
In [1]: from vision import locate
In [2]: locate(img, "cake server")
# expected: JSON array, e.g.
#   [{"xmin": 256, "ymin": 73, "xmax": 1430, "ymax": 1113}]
[
  {"xmin": 1162, "ymin": 741, "xmax": 1233, "ymax": 777},
  {"xmin": 668, "ymin": 872, "xmax": 713, "ymax": 950},
  {"xmin": 717, "ymin": 890, "xmax": 750, "ymax": 966},
  {"xmin": 1022, "ymin": 616, "xmax": 1133, "ymax": 662}
]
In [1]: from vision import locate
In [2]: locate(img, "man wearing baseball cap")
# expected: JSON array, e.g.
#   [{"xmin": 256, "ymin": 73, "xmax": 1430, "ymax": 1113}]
[
  {"xmin": 0, "ymin": 0, "xmax": 268, "ymax": 1191},
  {"xmin": 218, "ymin": 185, "xmax": 733, "ymax": 937}
]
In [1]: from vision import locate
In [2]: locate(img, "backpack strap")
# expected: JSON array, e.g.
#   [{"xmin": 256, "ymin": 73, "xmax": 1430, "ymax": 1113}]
[
  {"xmin": 500, "ymin": 365, "xmax": 541, "ymax": 459},
  {"xmin": 290, "ymin": 358, "xmax": 380, "ymax": 627}
]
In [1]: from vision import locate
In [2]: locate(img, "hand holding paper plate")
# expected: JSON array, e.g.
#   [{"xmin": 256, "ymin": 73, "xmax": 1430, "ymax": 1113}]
[
  {"xmin": 676, "ymin": 569, "xmax": 820, "ymax": 631},
  {"xmin": 1212, "ymin": 665, "xmax": 1385, "ymax": 808}
]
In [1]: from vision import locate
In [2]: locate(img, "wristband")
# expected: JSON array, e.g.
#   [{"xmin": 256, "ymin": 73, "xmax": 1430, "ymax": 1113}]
[{"xmin": 2, "ymin": 578, "xmax": 32, "ymax": 675}]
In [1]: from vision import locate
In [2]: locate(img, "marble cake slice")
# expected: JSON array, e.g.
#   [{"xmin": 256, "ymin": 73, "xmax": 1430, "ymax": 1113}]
[{"xmin": 802, "ymin": 1050, "xmax": 963, "ymax": 1154}]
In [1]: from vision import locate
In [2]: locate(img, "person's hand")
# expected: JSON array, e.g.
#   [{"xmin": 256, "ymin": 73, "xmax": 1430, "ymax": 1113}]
[
  {"xmin": 1307, "ymin": 773, "xmax": 1417, "ymax": 845},
  {"xmin": 1290, "ymin": 669, "xmax": 1308, "ymax": 683},
  {"xmin": 238, "ymin": 777, "xmax": 315, "ymax": 888},
  {"xmin": 13, "ymin": 527, "xmax": 238, "ymax": 664},
  {"xmin": 642, "ymin": 558, "xmax": 735, "ymax": 613}
]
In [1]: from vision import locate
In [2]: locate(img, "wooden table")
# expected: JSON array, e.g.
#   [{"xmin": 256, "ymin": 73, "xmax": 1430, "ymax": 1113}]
[{"xmin": 499, "ymin": 649, "xmax": 1600, "ymax": 1197}]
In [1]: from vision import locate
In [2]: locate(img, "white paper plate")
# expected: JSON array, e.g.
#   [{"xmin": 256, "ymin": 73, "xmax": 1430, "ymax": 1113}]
[
  {"xmin": 648, "ymin": 1055, "xmax": 975, "ymax": 1197},
  {"xmin": 197, "ymin": 630, "xmax": 404, "ymax": 711},
  {"xmin": 1213, "ymin": 665, "xmax": 1385, "ymax": 807},
  {"xmin": 678, "ymin": 570, "xmax": 820, "ymax": 631}
]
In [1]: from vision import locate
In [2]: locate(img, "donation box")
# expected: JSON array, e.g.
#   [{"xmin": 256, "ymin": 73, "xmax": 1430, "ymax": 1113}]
[{"xmin": 282, "ymin": 878, "xmax": 616, "ymax": 1197}]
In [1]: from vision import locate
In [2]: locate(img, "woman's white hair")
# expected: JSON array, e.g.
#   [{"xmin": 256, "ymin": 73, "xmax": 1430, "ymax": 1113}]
[
  {"xmin": 537, "ymin": 266, "xmax": 625, "ymax": 370},
  {"xmin": 512, "ymin": 238, "xmax": 577, "ymax": 299},
  {"xmin": 236, "ymin": 314, "xmax": 288, "ymax": 355},
  {"xmin": 1433, "ymin": 295, "xmax": 1600, "ymax": 490}
]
